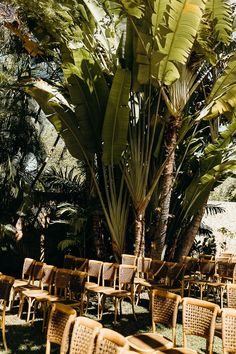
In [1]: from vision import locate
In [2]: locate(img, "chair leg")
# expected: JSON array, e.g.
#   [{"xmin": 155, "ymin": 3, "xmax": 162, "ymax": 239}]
[
  {"xmin": 114, "ymin": 298, "xmax": 119, "ymax": 324},
  {"xmin": 18, "ymin": 295, "xmax": 25, "ymax": 318},
  {"xmin": 99, "ymin": 294, "xmax": 106, "ymax": 320},
  {"xmin": 2, "ymin": 312, "xmax": 8, "ymax": 352},
  {"xmin": 131, "ymin": 297, "xmax": 137, "ymax": 321},
  {"xmin": 45, "ymin": 340, "xmax": 51, "ymax": 354}
]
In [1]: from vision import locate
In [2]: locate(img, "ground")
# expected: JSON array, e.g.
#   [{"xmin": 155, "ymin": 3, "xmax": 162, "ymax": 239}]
[{"xmin": 1, "ymin": 295, "xmax": 222, "ymax": 354}]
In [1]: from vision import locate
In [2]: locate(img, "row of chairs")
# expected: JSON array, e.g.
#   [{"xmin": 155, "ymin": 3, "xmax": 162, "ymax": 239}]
[
  {"xmin": 126, "ymin": 288, "xmax": 236, "ymax": 354},
  {"xmin": 46, "ymin": 303, "xmax": 135, "ymax": 354}
]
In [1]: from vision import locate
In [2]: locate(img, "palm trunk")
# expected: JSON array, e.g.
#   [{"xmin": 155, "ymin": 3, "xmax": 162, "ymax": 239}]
[
  {"xmin": 151, "ymin": 116, "xmax": 179, "ymax": 259},
  {"xmin": 134, "ymin": 212, "xmax": 145, "ymax": 257},
  {"xmin": 175, "ymin": 201, "xmax": 207, "ymax": 261}
]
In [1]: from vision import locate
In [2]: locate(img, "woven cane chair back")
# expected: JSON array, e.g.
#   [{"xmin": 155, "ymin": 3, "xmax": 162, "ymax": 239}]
[
  {"xmin": 118, "ymin": 264, "xmax": 136, "ymax": 289},
  {"xmin": 94, "ymin": 328, "xmax": 128, "ymax": 354},
  {"xmin": 182, "ymin": 297, "xmax": 220, "ymax": 354},
  {"xmin": 41, "ymin": 265, "xmax": 56, "ymax": 290},
  {"xmin": 226, "ymin": 283, "xmax": 236, "ymax": 308},
  {"xmin": 152, "ymin": 289, "xmax": 181, "ymax": 343},
  {"xmin": 87, "ymin": 260, "xmax": 103, "ymax": 284},
  {"xmin": 53, "ymin": 268, "xmax": 71, "ymax": 297},
  {"xmin": 137, "ymin": 257, "xmax": 152, "ymax": 278},
  {"xmin": 21, "ymin": 258, "xmax": 35, "ymax": 280},
  {"xmin": 165, "ymin": 263, "xmax": 186, "ymax": 286},
  {"xmin": 222, "ymin": 308, "xmax": 236, "ymax": 354},
  {"xmin": 101, "ymin": 263, "xmax": 117, "ymax": 286},
  {"xmin": 69, "ymin": 270, "xmax": 87, "ymax": 298},
  {"xmin": 199, "ymin": 260, "xmax": 216, "ymax": 280},
  {"xmin": 31, "ymin": 261, "xmax": 44, "ymax": 285},
  {"xmin": 69, "ymin": 316, "xmax": 102, "ymax": 354},
  {"xmin": 216, "ymin": 261, "xmax": 229, "ymax": 281},
  {"xmin": 121, "ymin": 254, "xmax": 137, "ymax": 266},
  {"xmin": 46, "ymin": 303, "xmax": 76, "ymax": 354}
]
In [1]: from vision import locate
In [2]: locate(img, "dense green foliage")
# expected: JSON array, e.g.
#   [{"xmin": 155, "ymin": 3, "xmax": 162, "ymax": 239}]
[{"xmin": 0, "ymin": 0, "xmax": 236, "ymax": 261}]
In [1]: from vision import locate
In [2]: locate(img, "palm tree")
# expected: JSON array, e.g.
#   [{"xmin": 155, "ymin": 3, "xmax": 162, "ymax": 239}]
[{"xmin": 3, "ymin": 0, "xmax": 236, "ymax": 261}]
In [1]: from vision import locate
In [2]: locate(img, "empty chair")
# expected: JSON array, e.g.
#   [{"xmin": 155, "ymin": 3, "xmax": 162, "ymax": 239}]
[
  {"xmin": 153, "ymin": 262, "xmax": 186, "ymax": 297},
  {"xmin": 85, "ymin": 262, "xmax": 118, "ymax": 318},
  {"xmin": 134, "ymin": 257, "xmax": 152, "ymax": 304},
  {"xmin": 99, "ymin": 264, "xmax": 137, "ymax": 323},
  {"xmin": 85, "ymin": 260, "xmax": 103, "ymax": 290},
  {"xmin": 221, "ymin": 308, "xmax": 236, "ymax": 354},
  {"xmin": 18, "ymin": 264, "xmax": 55, "ymax": 322},
  {"xmin": 126, "ymin": 289, "xmax": 181, "ymax": 352},
  {"xmin": 207, "ymin": 261, "xmax": 229, "ymax": 307},
  {"xmin": 46, "ymin": 303, "xmax": 76, "ymax": 354},
  {"xmin": 69, "ymin": 316, "xmax": 102, "ymax": 354},
  {"xmin": 121, "ymin": 254, "xmax": 137, "ymax": 266},
  {"xmin": 10, "ymin": 257, "xmax": 35, "ymax": 308},
  {"xmin": 226, "ymin": 283, "xmax": 236, "ymax": 308},
  {"xmin": 94, "ymin": 328, "xmax": 128, "ymax": 354},
  {"xmin": 181, "ymin": 297, "xmax": 220, "ymax": 354},
  {"xmin": 187, "ymin": 259, "xmax": 216, "ymax": 299},
  {"xmin": 0, "ymin": 275, "xmax": 15, "ymax": 351}
]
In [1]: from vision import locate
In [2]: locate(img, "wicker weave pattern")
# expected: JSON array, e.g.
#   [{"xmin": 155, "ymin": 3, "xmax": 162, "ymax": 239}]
[
  {"xmin": 47, "ymin": 310, "xmax": 70, "ymax": 345},
  {"xmin": 184, "ymin": 303, "xmax": 213, "ymax": 337},
  {"xmin": 70, "ymin": 324, "xmax": 99, "ymax": 354},
  {"xmin": 227, "ymin": 284, "xmax": 236, "ymax": 308},
  {"xmin": 121, "ymin": 254, "xmax": 137, "ymax": 266},
  {"xmin": 54, "ymin": 269, "xmax": 71, "ymax": 292},
  {"xmin": 152, "ymin": 294, "xmax": 177, "ymax": 326},
  {"xmin": 222, "ymin": 308, "xmax": 236, "ymax": 353},
  {"xmin": 88, "ymin": 260, "xmax": 103, "ymax": 278},
  {"xmin": 22, "ymin": 258, "xmax": 35, "ymax": 279},
  {"xmin": 95, "ymin": 337, "xmax": 118, "ymax": 354},
  {"xmin": 119, "ymin": 265, "xmax": 136, "ymax": 285}
]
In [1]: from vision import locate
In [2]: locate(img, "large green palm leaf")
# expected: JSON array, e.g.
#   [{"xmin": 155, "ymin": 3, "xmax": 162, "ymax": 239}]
[
  {"xmin": 102, "ymin": 68, "xmax": 131, "ymax": 165},
  {"xmin": 152, "ymin": 0, "xmax": 206, "ymax": 85}
]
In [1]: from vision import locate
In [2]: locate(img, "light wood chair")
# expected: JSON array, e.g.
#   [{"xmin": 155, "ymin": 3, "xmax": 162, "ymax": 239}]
[
  {"xmin": 181, "ymin": 297, "xmax": 220, "ymax": 354},
  {"xmin": 126, "ymin": 289, "xmax": 181, "ymax": 352},
  {"xmin": 69, "ymin": 316, "xmax": 102, "ymax": 354},
  {"xmin": 85, "ymin": 260, "xmax": 103, "ymax": 290},
  {"xmin": 0, "ymin": 275, "xmax": 15, "ymax": 351},
  {"xmin": 134, "ymin": 257, "xmax": 152, "ymax": 305},
  {"xmin": 46, "ymin": 303, "xmax": 76, "ymax": 354},
  {"xmin": 99, "ymin": 264, "xmax": 137, "ymax": 323},
  {"xmin": 94, "ymin": 328, "xmax": 128, "ymax": 354},
  {"xmin": 10, "ymin": 257, "xmax": 35, "ymax": 308},
  {"xmin": 221, "ymin": 308, "xmax": 236, "ymax": 354},
  {"xmin": 18, "ymin": 264, "xmax": 55, "ymax": 322},
  {"xmin": 85, "ymin": 262, "xmax": 118, "ymax": 318}
]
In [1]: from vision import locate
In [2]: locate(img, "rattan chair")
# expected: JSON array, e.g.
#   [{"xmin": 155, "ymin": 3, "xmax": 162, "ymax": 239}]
[
  {"xmin": 226, "ymin": 283, "xmax": 236, "ymax": 308},
  {"xmin": 18, "ymin": 264, "xmax": 55, "ymax": 322},
  {"xmin": 69, "ymin": 316, "xmax": 102, "ymax": 354},
  {"xmin": 46, "ymin": 303, "xmax": 76, "ymax": 354},
  {"xmin": 126, "ymin": 289, "xmax": 181, "ymax": 353},
  {"xmin": 187, "ymin": 259, "xmax": 216, "ymax": 299},
  {"xmin": 85, "ymin": 260, "xmax": 103, "ymax": 290},
  {"xmin": 94, "ymin": 328, "xmax": 128, "ymax": 354},
  {"xmin": 99, "ymin": 264, "xmax": 137, "ymax": 323},
  {"xmin": 134, "ymin": 257, "xmax": 152, "ymax": 305},
  {"xmin": 121, "ymin": 254, "xmax": 137, "ymax": 266},
  {"xmin": 10, "ymin": 257, "xmax": 35, "ymax": 308},
  {"xmin": 0, "ymin": 275, "xmax": 15, "ymax": 351},
  {"xmin": 221, "ymin": 308, "xmax": 236, "ymax": 354},
  {"xmin": 181, "ymin": 297, "xmax": 220, "ymax": 354},
  {"xmin": 85, "ymin": 262, "xmax": 118, "ymax": 318},
  {"xmin": 152, "ymin": 263, "xmax": 186, "ymax": 297}
]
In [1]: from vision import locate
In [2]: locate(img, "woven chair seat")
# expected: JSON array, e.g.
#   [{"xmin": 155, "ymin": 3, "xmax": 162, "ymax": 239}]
[
  {"xmin": 134, "ymin": 278, "xmax": 151, "ymax": 287},
  {"xmin": 126, "ymin": 332, "xmax": 173, "ymax": 353},
  {"xmin": 102, "ymin": 289, "xmax": 131, "ymax": 297},
  {"xmin": 22, "ymin": 289, "xmax": 48, "ymax": 298},
  {"xmin": 13, "ymin": 280, "xmax": 29, "ymax": 288},
  {"xmin": 85, "ymin": 281, "xmax": 99, "ymax": 290},
  {"xmin": 155, "ymin": 348, "xmax": 197, "ymax": 353}
]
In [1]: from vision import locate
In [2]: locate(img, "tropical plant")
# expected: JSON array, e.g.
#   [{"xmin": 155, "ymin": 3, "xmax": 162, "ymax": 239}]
[{"xmin": 2, "ymin": 0, "xmax": 236, "ymax": 262}]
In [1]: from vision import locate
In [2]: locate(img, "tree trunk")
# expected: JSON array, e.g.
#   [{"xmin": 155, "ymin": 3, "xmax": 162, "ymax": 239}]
[
  {"xmin": 151, "ymin": 116, "xmax": 178, "ymax": 259},
  {"xmin": 134, "ymin": 212, "xmax": 145, "ymax": 257},
  {"xmin": 175, "ymin": 201, "xmax": 207, "ymax": 261}
]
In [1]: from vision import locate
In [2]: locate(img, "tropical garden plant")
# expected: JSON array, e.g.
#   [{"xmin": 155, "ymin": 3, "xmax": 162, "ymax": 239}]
[{"xmin": 1, "ymin": 0, "xmax": 236, "ymax": 261}]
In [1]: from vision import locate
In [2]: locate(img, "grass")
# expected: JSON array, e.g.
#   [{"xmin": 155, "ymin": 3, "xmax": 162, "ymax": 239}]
[{"xmin": 0, "ymin": 296, "xmax": 223, "ymax": 354}]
